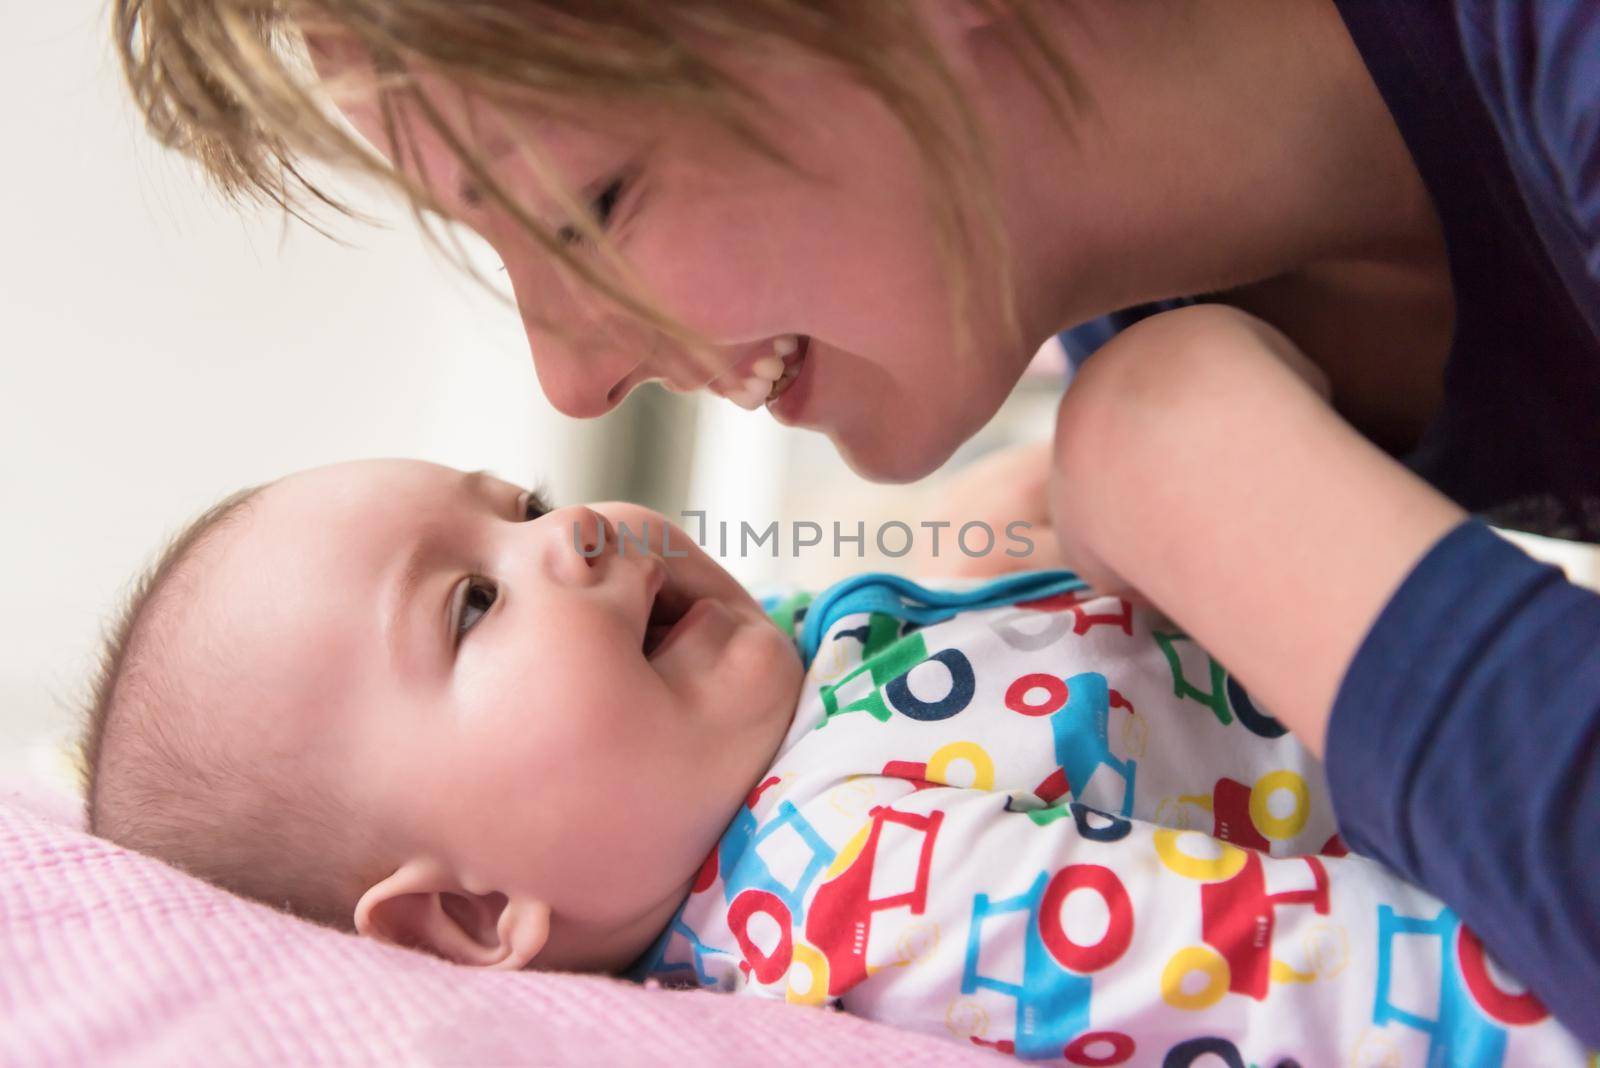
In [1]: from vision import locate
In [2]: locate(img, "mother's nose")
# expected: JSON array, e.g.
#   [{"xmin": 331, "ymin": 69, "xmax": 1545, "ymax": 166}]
[
  {"xmin": 524, "ymin": 315, "xmax": 716, "ymax": 415},
  {"xmin": 523, "ymin": 323, "xmax": 639, "ymax": 418}
]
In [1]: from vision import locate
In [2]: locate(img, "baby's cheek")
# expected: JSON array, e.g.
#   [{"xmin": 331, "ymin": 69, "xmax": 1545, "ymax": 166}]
[
  {"xmin": 537, "ymin": 680, "xmax": 663, "ymax": 773},
  {"xmin": 734, "ymin": 625, "xmax": 803, "ymax": 699}
]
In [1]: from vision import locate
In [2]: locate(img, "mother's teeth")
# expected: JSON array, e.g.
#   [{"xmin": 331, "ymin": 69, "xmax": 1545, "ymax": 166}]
[
  {"xmin": 731, "ymin": 379, "xmax": 768, "ymax": 410},
  {"xmin": 765, "ymin": 345, "xmax": 806, "ymax": 405},
  {"xmin": 719, "ymin": 335, "xmax": 806, "ymax": 410}
]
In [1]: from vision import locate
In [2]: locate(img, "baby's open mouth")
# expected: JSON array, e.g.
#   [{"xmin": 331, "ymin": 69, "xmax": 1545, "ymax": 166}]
[{"xmin": 642, "ymin": 571, "xmax": 698, "ymax": 659}]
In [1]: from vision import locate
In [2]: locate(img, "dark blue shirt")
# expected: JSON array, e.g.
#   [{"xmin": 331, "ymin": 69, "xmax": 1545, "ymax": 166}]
[
  {"xmin": 1062, "ymin": 0, "xmax": 1600, "ymax": 1045},
  {"xmin": 1329, "ymin": 1, "xmax": 1600, "ymax": 1048}
]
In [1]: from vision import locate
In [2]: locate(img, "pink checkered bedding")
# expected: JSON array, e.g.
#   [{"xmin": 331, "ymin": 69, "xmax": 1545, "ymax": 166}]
[{"xmin": 0, "ymin": 777, "xmax": 997, "ymax": 1067}]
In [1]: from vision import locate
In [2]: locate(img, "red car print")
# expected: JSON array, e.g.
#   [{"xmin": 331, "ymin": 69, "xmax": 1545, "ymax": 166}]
[
  {"xmin": 1155, "ymin": 831, "xmax": 1331, "ymax": 1008},
  {"xmin": 805, "ymin": 805, "xmax": 944, "ymax": 996}
]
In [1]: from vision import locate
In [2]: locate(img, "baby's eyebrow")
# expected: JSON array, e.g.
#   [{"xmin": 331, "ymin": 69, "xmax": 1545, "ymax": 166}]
[{"xmin": 460, "ymin": 468, "xmax": 501, "ymax": 502}]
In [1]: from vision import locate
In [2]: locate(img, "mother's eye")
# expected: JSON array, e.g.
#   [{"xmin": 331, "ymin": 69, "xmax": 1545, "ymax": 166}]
[
  {"xmin": 455, "ymin": 579, "xmax": 498, "ymax": 641},
  {"xmin": 557, "ymin": 175, "xmax": 628, "ymax": 247}
]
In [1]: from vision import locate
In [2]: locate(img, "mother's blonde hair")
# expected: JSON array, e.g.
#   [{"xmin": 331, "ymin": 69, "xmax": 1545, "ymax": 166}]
[{"xmin": 112, "ymin": 0, "xmax": 1082, "ymax": 362}]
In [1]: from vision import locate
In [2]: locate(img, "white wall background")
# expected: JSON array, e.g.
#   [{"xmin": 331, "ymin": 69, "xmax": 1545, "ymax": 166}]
[{"xmin": 0, "ymin": 3, "xmax": 605, "ymax": 784}]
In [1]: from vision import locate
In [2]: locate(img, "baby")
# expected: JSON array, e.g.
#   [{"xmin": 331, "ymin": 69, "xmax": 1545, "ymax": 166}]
[{"xmin": 82, "ymin": 459, "xmax": 1588, "ymax": 1066}]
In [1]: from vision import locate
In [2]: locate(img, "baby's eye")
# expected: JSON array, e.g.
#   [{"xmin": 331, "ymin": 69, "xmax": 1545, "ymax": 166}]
[
  {"xmin": 520, "ymin": 489, "xmax": 552, "ymax": 521},
  {"xmin": 456, "ymin": 579, "xmax": 498, "ymax": 641},
  {"xmin": 557, "ymin": 175, "xmax": 627, "ymax": 247}
]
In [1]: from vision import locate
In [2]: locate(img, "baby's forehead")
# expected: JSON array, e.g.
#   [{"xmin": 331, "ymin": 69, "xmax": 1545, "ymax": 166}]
[
  {"xmin": 220, "ymin": 469, "xmax": 395, "ymax": 587},
  {"xmin": 269, "ymin": 457, "xmax": 462, "ymax": 517},
  {"xmin": 199, "ymin": 458, "xmax": 517, "ymax": 679},
  {"xmin": 240, "ymin": 458, "xmax": 467, "ymax": 564},
  {"xmin": 179, "ymin": 463, "xmax": 453, "ymax": 734}
]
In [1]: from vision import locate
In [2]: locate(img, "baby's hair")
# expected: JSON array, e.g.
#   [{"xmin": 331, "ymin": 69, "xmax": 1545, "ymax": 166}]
[
  {"xmin": 79, "ymin": 483, "xmax": 383, "ymax": 932},
  {"xmin": 112, "ymin": 0, "xmax": 1084, "ymax": 364}
]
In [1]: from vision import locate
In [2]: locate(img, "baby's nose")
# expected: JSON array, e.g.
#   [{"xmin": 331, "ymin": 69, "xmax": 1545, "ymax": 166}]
[{"xmin": 537, "ymin": 505, "xmax": 615, "ymax": 585}]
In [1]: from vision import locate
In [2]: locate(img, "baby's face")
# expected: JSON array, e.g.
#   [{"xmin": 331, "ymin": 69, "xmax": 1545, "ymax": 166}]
[{"xmin": 206, "ymin": 459, "xmax": 801, "ymax": 967}]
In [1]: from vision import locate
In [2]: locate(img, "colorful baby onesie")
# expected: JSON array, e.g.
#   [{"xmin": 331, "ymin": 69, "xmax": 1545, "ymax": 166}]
[{"xmin": 629, "ymin": 572, "xmax": 1589, "ymax": 1066}]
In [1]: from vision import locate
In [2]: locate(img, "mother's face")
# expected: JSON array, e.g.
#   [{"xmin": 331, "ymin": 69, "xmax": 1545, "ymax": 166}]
[{"xmin": 323, "ymin": 47, "xmax": 1041, "ymax": 482}]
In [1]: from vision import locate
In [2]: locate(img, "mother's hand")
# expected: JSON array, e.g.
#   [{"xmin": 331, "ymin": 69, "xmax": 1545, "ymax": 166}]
[{"xmin": 901, "ymin": 440, "xmax": 1068, "ymax": 579}]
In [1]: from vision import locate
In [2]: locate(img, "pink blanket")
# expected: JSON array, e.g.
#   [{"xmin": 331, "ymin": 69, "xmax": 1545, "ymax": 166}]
[{"xmin": 0, "ymin": 779, "xmax": 998, "ymax": 1067}]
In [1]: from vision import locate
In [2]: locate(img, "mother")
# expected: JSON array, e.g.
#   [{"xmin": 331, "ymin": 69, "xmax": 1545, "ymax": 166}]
[{"xmin": 117, "ymin": 0, "xmax": 1599, "ymax": 1041}]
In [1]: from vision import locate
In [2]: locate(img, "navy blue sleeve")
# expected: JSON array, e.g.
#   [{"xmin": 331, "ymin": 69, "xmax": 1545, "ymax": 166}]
[
  {"xmin": 1453, "ymin": 1, "xmax": 1600, "ymax": 343},
  {"xmin": 1327, "ymin": 520, "xmax": 1600, "ymax": 1045}
]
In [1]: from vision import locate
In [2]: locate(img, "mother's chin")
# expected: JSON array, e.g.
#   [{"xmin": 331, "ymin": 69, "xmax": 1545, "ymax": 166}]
[{"xmin": 827, "ymin": 407, "xmax": 995, "ymax": 484}]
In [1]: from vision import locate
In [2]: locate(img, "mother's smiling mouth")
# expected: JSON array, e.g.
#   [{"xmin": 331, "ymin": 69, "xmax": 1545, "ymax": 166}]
[{"xmin": 712, "ymin": 335, "xmax": 811, "ymax": 410}]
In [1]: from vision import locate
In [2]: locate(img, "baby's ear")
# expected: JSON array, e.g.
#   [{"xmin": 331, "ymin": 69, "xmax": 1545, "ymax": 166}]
[{"xmin": 354, "ymin": 858, "xmax": 551, "ymax": 970}]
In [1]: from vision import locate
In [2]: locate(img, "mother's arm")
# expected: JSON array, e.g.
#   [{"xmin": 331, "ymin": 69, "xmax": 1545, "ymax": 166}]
[
  {"xmin": 1047, "ymin": 303, "xmax": 1600, "ymax": 1046},
  {"xmin": 1048, "ymin": 304, "xmax": 1463, "ymax": 756}
]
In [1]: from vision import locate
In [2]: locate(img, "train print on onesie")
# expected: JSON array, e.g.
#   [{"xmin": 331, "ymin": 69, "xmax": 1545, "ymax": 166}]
[{"xmin": 629, "ymin": 574, "xmax": 1589, "ymax": 1066}]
